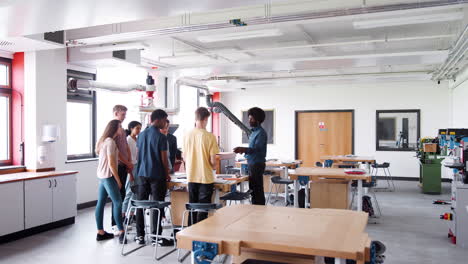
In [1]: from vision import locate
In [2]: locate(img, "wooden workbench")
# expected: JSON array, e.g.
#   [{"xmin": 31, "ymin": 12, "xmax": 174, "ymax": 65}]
[
  {"xmin": 236, "ymin": 160, "xmax": 302, "ymax": 169},
  {"xmin": 168, "ymin": 174, "xmax": 249, "ymax": 193},
  {"xmin": 320, "ymin": 155, "xmax": 376, "ymax": 164},
  {"xmin": 289, "ymin": 167, "xmax": 371, "ymax": 211},
  {"xmin": 176, "ymin": 204, "xmax": 370, "ymax": 264},
  {"xmin": 168, "ymin": 174, "xmax": 249, "ymax": 226}
]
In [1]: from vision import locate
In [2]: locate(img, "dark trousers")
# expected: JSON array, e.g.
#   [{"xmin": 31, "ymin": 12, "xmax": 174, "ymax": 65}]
[
  {"xmin": 111, "ymin": 164, "xmax": 128, "ymax": 226},
  {"xmin": 188, "ymin": 183, "xmax": 214, "ymax": 224},
  {"xmin": 249, "ymin": 163, "xmax": 266, "ymax": 205},
  {"xmin": 135, "ymin": 177, "xmax": 167, "ymax": 237}
]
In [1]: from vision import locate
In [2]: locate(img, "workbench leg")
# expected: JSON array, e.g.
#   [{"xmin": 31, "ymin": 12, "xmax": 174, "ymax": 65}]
[
  {"xmin": 334, "ymin": 258, "xmax": 345, "ymax": 264},
  {"xmin": 305, "ymin": 181, "xmax": 310, "ymax": 208},
  {"xmin": 240, "ymin": 181, "xmax": 245, "ymax": 193},
  {"xmin": 214, "ymin": 189, "xmax": 220, "ymax": 204},
  {"xmin": 315, "ymin": 256, "xmax": 325, "ymax": 264},
  {"xmin": 357, "ymin": 179, "xmax": 363, "ymax": 211},
  {"xmin": 294, "ymin": 180, "xmax": 299, "ymax": 208}
]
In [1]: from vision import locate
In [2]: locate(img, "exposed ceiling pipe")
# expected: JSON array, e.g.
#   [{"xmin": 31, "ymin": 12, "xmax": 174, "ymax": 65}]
[
  {"xmin": 432, "ymin": 24, "xmax": 468, "ymax": 81},
  {"xmin": 156, "ymin": 34, "xmax": 454, "ymax": 61},
  {"xmin": 67, "ymin": 79, "xmax": 145, "ymax": 92},
  {"xmin": 68, "ymin": 0, "xmax": 468, "ymax": 46}
]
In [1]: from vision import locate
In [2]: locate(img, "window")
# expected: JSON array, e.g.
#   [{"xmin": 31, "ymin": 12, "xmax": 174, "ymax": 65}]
[
  {"xmin": 1, "ymin": 58, "xmax": 11, "ymax": 166},
  {"xmin": 376, "ymin": 110, "xmax": 420, "ymax": 151},
  {"xmin": 66, "ymin": 70, "xmax": 97, "ymax": 160}
]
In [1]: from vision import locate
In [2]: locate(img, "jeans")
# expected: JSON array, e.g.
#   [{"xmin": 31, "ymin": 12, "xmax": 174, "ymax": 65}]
[
  {"xmin": 135, "ymin": 177, "xmax": 167, "ymax": 237},
  {"xmin": 249, "ymin": 163, "xmax": 266, "ymax": 205},
  {"xmin": 111, "ymin": 164, "xmax": 128, "ymax": 226},
  {"xmin": 188, "ymin": 183, "xmax": 214, "ymax": 224},
  {"xmin": 122, "ymin": 166, "xmax": 137, "ymax": 214},
  {"xmin": 95, "ymin": 177, "xmax": 123, "ymax": 231}
]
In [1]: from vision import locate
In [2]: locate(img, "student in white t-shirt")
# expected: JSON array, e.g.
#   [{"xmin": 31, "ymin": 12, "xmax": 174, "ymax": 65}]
[
  {"xmin": 122, "ymin": 121, "xmax": 142, "ymax": 219},
  {"xmin": 95, "ymin": 119, "xmax": 126, "ymax": 243}
]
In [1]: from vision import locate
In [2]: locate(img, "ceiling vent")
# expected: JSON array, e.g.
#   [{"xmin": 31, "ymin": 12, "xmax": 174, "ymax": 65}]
[{"xmin": 0, "ymin": 40, "xmax": 14, "ymax": 47}]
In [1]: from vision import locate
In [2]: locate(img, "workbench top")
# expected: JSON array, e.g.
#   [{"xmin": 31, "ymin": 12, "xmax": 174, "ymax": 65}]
[
  {"xmin": 0, "ymin": 171, "xmax": 78, "ymax": 184},
  {"xmin": 177, "ymin": 204, "xmax": 370, "ymax": 261},
  {"xmin": 289, "ymin": 167, "xmax": 371, "ymax": 181},
  {"xmin": 320, "ymin": 155, "xmax": 376, "ymax": 163},
  {"xmin": 168, "ymin": 174, "xmax": 248, "ymax": 192}
]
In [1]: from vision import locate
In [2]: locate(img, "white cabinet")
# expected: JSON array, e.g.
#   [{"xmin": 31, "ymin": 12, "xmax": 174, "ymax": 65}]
[
  {"xmin": 0, "ymin": 182, "xmax": 24, "ymax": 236},
  {"xmin": 25, "ymin": 178, "xmax": 54, "ymax": 229},
  {"xmin": 24, "ymin": 174, "xmax": 77, "ymax": 229},
  {"xmin": 52, "ymin": 174, "xmax": 77, "ymax": 221}
]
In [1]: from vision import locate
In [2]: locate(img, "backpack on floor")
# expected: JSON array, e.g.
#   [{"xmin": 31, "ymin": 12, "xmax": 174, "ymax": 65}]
[{"xmin": 362, "ymin": 195, "xmax": 375, "ymax": 217}]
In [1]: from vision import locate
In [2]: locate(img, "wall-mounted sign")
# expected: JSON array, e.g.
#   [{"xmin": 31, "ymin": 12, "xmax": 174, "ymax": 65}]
[{"xmin": 319, "ymin": 122, "xmax": 328, "ymax": 132}]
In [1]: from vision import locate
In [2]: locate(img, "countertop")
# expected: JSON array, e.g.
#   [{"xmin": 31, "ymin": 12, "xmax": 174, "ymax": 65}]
[{"xmin": 0, "ymin": 171, "xmax": 79, "ymax": 184}]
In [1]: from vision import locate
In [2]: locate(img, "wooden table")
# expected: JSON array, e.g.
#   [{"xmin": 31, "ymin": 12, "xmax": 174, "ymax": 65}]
[
  {"xmin": 236, "ymin": 160, "xmax": 302, "ymax": 169},
  {"xmin": 289, "ymin": 167, "xmax": 371, "ymax": 211},
  {"xmin": 168, "ymin": 173, "xmax": 249, "ymax": 202},
  {"xmin": 176, "ymin": 204, "xmax": 371, "ymax": 264},
  {"xmin": 321, "ymin": 155, "xmax": 375, "ymax": 173}
]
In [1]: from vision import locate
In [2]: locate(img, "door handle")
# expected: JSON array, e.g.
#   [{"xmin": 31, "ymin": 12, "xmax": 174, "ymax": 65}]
[
  {"xmin": 54, "ymin": 179, "xmax": 57, "ymax": 188},
  {"xmin": 48, "ymin": 179, "xmax": 52, "ymax": 188}
]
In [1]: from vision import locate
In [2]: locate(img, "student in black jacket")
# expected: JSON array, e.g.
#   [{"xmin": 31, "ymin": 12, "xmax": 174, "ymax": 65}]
[{"xmin": 160, "ymin": 120, "xmax": 178, "ymax": 173}]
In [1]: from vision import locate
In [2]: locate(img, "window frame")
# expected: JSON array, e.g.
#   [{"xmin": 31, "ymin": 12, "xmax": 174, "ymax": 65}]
[
  {"xmin": 375, "ymin": 109, "xmax": 421, "ymax": 152},
  {"xmin": 66, "ymin": 70, "xmax": 97, "ymax": 161},
  {"xmin": 0, "ymin": 57, "xmax": 12, "ymax": 166}
]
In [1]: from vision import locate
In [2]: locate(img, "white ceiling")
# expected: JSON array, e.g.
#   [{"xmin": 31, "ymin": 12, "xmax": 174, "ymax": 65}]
[{"xmin": 1, "ymin": 0, "xmax": 467, "ymax": 88}]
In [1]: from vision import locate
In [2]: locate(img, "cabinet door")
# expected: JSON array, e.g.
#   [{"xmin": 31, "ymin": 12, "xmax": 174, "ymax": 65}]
[
  {"xmin": 0, "ymin": 182, "xmax": 25, "ymax": 236},
  {"xmin": 25, "ymin": 178, "xmax": 53, "ymax": 229},
  {"xmin": 52, "ymin": 175, "xmax": 77, "ymax": 221}
]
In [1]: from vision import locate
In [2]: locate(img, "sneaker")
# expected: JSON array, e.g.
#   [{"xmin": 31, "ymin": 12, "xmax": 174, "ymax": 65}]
[
  {"xmin": 152, "ymin": 238, "xmax": 174, "ymax": 247},
  {"xmin": 96, "ymin": 232, "xmax": 114, "ymax": 241},
  {"xmin": 135, "ymin": 236, "xmax": 145, "ymax": 245},
  {"xmin": 119, "ymin": 232, "xmax": 127, "ymax": 244}
]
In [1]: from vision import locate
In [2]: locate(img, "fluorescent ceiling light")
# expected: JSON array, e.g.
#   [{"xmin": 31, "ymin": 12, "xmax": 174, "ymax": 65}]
[
  {"xmin": 80, "ymin": 42, "xmax": 149, "ymax": 53},
  {"xmin": 197, "ymin": 29, "xmax": 283, "ymax": 43},
  {"xmin": 353, "ymin": 12, "xmax": 464, "ymax": 29}
]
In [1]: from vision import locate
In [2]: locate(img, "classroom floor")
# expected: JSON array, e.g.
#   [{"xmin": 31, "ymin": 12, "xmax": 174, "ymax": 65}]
[{"xmin": 0, "ymin": 181, "xmax": 465, "ymax": 264}]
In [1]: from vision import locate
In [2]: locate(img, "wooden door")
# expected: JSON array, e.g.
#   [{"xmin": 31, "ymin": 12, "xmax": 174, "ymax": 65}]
[{"xmin": 296, "ymin": 111, "xmax": 353, "ymax": 167}]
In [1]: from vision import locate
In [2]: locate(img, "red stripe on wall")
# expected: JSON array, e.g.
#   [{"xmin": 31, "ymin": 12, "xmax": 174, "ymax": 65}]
[
  {"xmin": 212, "ymin": 92, "xmax": 220, "ymax": 141},
  {"xmin": 12, "ymin": 52, "xmax": 24, "ymax": 165}
]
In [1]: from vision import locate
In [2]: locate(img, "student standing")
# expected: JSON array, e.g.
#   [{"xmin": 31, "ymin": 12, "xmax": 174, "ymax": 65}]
[
  {"xmin": 183, "ymin": 107, "xmax": 219, "ymax": 224},
  {"xmin": 160, "ymin": 120, "xmax": 178, "ymax": 173},
  {"xmin": 95, "ymin": 119, "xmax": 126, "ymax": 243},
  {"xmin": 111, "ymin": 105, "xmax": 134, "ymax": 228},
  {"xmin": 234, "ymin": 107, "xmax": 268, "ymax": 205},
  {"xmin": 122, "ymin": 121, "xmax": 142, "ymax": 219},
  {"xmin": 134, "ymin": 109, "xmax": 172, "ymax": 246}
]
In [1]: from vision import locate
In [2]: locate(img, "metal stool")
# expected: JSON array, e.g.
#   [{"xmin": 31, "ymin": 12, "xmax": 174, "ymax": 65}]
[
  {"xmin": 371, "ymin": 162, "xmax": 395, "ymax": 191},
  {"xmin": 220, "ymin": 190, "xmax": 252, "ymax": 205},
  {"xmin": 350, "ymin": 177, "xmax": 382, "ymax": 218},
  {"xmin": 121, "ymin": 200, "xmax": 177, "ymax": 260},
  {"xmin": 266, "ymin": 176, "xmax": 294, "ymax": 206},
  {"xmin": 177, "ymin": 203, "xmax": 223, "ymax": 263},
  {"xmin": 316, "ymin": 160, "xmax": 334, "ymax": 168}
]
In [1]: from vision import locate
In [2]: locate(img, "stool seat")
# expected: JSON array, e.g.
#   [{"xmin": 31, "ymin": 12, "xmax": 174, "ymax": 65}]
[
  {"xmin": 271, "ymin": 176, "xmax": 293, "ymax": 185},
  {"xmin": 185, "ymin": 203, "xmax": 223, "ymax": 211},
  {"xmin": 372, "ymin": 162, "xmax": 390, "ymax": 168},
  {"xmin": 220, "ymin": 191, "xmax": 251, "ymax": 201},
  {"xmin": 130, "ymin": 200, "xmax": 171, "ymax": 209}
]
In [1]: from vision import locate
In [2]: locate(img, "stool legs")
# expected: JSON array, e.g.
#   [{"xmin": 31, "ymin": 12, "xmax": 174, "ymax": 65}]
[{"xmin": 121, "ymin": 206, "xmax": 176, "ymax": 260}]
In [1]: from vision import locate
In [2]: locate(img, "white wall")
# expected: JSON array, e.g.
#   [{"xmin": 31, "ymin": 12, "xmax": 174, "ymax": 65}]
[
  {"xmin": 24, "ymin": 49, "xmax": 100, "ymax": 204},
  {"xmin": 222, "ymin": 80, "xmax": 450, "ymax": 178},
  {"xmin": 450, "ymin": 65, "xmax": 468, "ymax": 127}
]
